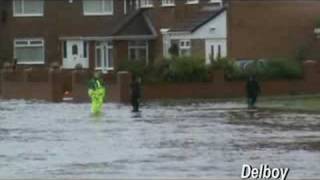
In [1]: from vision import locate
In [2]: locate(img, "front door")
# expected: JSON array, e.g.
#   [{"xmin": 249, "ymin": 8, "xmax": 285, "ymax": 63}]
[
  {"xmin": 63, "ymin": 40, "xmax": 89, "ymax": 69},
  {"xmin": 95, "ymin": 41, "xmax": 113, "ymax": 73}
]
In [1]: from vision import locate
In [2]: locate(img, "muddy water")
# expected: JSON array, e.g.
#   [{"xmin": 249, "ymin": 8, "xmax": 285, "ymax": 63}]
[{"xmin": 0, "ymin": 100, "xmax": 320, "ymax": 178}]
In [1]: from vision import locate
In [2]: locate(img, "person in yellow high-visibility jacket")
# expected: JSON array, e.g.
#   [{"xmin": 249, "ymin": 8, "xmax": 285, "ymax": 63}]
[{"xmin": 88, "ymin": 72, "xmax": 106, "ymax": 115}]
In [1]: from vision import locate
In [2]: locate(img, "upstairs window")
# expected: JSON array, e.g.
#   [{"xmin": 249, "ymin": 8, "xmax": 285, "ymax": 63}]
[
  {"xmin": 162, "ymin": 0, "xmax": 175, "ymax": 6},
  {"xmin": 140, "ymin": 0, "xmax": 153, "ymax": 8},
  {"xmin": 83, "ymin": 0, "xmax": 113, "ymax": 16},
  {"xmin": 209, "ymin": 0, "xmax": 222, "ymax": 6},
  {"xmin": 13, "ymin": 0, "xmax": 44, "ymax": 17},
  {"xmin": 186, "ymin": 0, "xmax": 199, "ymax": 4},
  {"xmin": 14, "ymin": 38, "xmax": 45, "ymax": 64}
]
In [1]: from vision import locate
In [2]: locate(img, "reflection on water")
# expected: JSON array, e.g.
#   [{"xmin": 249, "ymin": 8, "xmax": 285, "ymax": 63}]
[{"xmin": 0, "ymin": 100, "xmax": 320, "ymax": 178}]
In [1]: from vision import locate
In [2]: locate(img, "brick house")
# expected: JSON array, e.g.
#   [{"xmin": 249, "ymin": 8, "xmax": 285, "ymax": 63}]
[
  {"xmin": 0, "ymin": 0, "xmax": 227, "ymax": 72},
  {"xmin": 228, "ymin": 0, "xmax": 320, "ymax": 61}
]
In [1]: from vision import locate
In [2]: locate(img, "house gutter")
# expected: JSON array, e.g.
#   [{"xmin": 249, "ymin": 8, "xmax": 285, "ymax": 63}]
[
  {"xmin": 59, "ymin": 36, "xmax": 113, "ymax": 41},
  {"xmin": 59, "ymin": 35, "xmax": 157, "ymax": 41}
]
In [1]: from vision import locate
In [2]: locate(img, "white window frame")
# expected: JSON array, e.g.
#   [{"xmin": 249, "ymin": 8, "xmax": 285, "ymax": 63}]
[
  {"xmin": 161, "ymin": 0, "xmax": 175, "ymax": 7},
  {"xmin": 128, "ymin": 40, "xmax": 149, "ymax": 64},
  {"xmin": 14, "ymin": 38, "xmax": 45, "ymax": 64},
  {"xmin": 179, "ymin": 40, "xmax": 191, "ymax": 57},
  {"xmin": 13, "ymin": 0, "xmax": 44, "ymax": 17},
  {"xmin": 209, "ymin": 0, "xmax": 222, "ymax": 5},
  {"xmin": 186, "ymin": 0, "xmax": 199, "ymax": 4},
  {"xmin": 83, "ymin": 0, "xmax": 114, "ymax": 16},
  {"xmin": 105, "ymin": 42, "xmax": 114, "ymax": 70},
  {"xmin": 140, "ymin": 0, "xmax": 153, "ymax": 8},
  {"xmin": 95, "ymin": 41, "xmax": 114, "ymax": 71}
]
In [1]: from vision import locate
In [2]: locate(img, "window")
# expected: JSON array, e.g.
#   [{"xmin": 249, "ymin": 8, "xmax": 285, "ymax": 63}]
[
  {"xmin": 140, "ymin": 0, "xmax": 153, "ymax": 8},
  {"xmin": 83, "ymin": 0, "xmax": 113, "ymax": 15},
  {"xmin": 210, "ymin": 45, "xmax": 215, "ymax": 61},
  {"xmin": 161, "ymin": 0, "xmax": 174, "ymax": 6},
  {"xmin": 209, "ymin": 0, "xmax": 222, "ymax": 6},
  {"xmin": 179, "ymin": 40, "xmax": 191, "ymax": 56},
  {"xmin": 217, "ymin": 45, "xmax": 221, "ymax": 59},
  {"xmin": 209, "ymin": 45, "xmax": 221, "ymax": 61},
  {"xmin": 72, "ymin": 45, "xmax": 78, "ymax": 55},
  {"xmin": 186, "ymin": 0, "xmax": 199, "ymax": 4},
  {"xmin": 95, "ymin": 41, "xmax": 113, "ymax": 70},
  {"xmin": 83, "ymin": 41, "xmax": 88, "ymax": 58},
  {"xmin": 63, "ymin": 41, "xmax": 67, "ymax": 58},
  {"xmin": 209, "ymin": 0, "xmax": 222, "ymax": 3},
  {"xmin": 128, "ymin": 40, "xmax": 148, "ymax": 63},
  {"xmin": 106, "ymin": 42, "xmax": 113, "ymax": 69},
  {"xmin": 13, "ymin": 0, "xmax": 44, "ymax": 17},
  {"xmin": 14, "ymin": 38, "xmax": 45, "ymax": 64},
  {"xmin": 96, "ymin": 44, "xmax": 102, "ymax": 68}
]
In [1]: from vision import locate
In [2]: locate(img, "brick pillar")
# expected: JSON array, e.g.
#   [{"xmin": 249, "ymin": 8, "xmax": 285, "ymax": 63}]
[
  {"xmin": 49, "ymin": 69, "xmax": 63, "ymax": 102},
  {"xmin": 303, "ymin": 60, "xmax": 320, "ymax": 92},
  {"xmin": 303, "ymin": 60, "xmax": 318, "ymax": 82},
  {"xmin": 0, "ymin": 70, "xmax": 4, "ymax": 96},
  {"xmin": 213, "ymin": 70, "xmax": 225, "ymax": 84},
  {"xmin": 71, "ymin": 70, "xmax": 79, "ymax": 102},
  {"xmin": 117, "ymin": 71, "xmax": 131, "ymax": 103},
  {"xmin": 0, "ymin": 70, "xmax": 2, "ymax": 96},
  {"xmin": 23, "ymin": 69, "xmax": 32, "ymax": 99},
  {"xmin": 72, "ymin": 70, "xmax": 91, "ymax": 102}
]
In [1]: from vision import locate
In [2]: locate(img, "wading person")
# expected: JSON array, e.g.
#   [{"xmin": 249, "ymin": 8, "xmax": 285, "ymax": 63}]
[
  {"xmin": 246, "ymin": 75, "xmax": 261, "ymax": 109},
  {"xmin": 88, "ymin": 72, "xmax": 106, "ymax": 115},
  {"xmin": 130, "ymin": 76, "xmax": 142, "ymax": 112}
]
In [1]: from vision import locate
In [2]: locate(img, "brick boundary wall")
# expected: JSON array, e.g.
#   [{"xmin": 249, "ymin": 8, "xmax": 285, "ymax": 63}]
[
  {"xmin": 0, "ymin": 61, "xmax": 320, "ymax": 102},
  {"xmin": 142, "ymin": 60, "xmax": 320, "ymax": 100},
  {"xmin": 71, "ymin": 71, "xmax": 132, "ymax": 103},
  {"xmin": 0, "ymin": 69, "xmax": 63, "ymax": 102}
]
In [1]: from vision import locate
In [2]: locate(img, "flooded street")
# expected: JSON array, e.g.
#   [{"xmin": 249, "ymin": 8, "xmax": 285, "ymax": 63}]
[{"xmin": 0, "ymin": 100, "xmax": 320, "ymax": 178}]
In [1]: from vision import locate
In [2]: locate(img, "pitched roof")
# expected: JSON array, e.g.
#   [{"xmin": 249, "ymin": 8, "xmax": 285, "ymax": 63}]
[
  {"xmin": 169, "ymin": 7, "xmax": 226, "ymax": 33},
  {"xmin": 112, "ymin": 9, "xmax": 157, "ymax": 40}
]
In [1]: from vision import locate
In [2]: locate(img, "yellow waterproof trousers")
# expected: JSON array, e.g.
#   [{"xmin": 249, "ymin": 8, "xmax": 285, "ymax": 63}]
[{"xmin": 88, "ymin": 87, "xmax": 106, "ymax": 115}]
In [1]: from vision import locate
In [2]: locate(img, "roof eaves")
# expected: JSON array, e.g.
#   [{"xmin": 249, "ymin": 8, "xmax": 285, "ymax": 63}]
[
  {"xmin": 142, "ymin": 12, "xmax": 158, "ymax": 37},
  {"xmin": 59, "ymin": 35, "xmax": 157, "ymax": 41},
  {"xmin": 111, "ymin": 35, "xmax": 157, "ymax": 40},
  {"xmin": 190, "ymin": 6, "xmax": 226, "ymax": 33},
  {"xmin": 59, "ymin": 36, "xmax": 113, "ymax": 41},
  {"xmin": 112, "ymin": 9, "xmax": 145, "ymax": 35}
]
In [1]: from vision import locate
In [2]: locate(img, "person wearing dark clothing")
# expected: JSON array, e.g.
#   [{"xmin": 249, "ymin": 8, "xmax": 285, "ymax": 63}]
[
  {"xmin": 246, "ymin": 75, "xmax": 261, "ymax": 109},
  {"xmin": 130, "ymin": 76, "xmax": 142, "ymax": 112}
]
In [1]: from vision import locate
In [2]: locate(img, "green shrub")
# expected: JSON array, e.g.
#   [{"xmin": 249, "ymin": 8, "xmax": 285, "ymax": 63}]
[
  {"xmin": 118, "ymin": 56, "xmax": 210, "ymax": 83},
  {"xmin": 209, "ymin": 57, "xmax": 239, "ymax": 79},
  {"xmin": 263, "ymin": 58, "xmax": 303, "ymax": 79},
  {"xmin": 118, "ymin": 59, "xmax": 148, "ymax": 78},
  {"xmin": 119, "ymin": 56, "xmax": 303, "ymax": 83},
  {"xmin": 143, "ymin": 60, "xmax": 170, "ymax": 83},
  {"xmin": 165, "ymin": 56, "xmax": 209, "ymax": 82}
]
